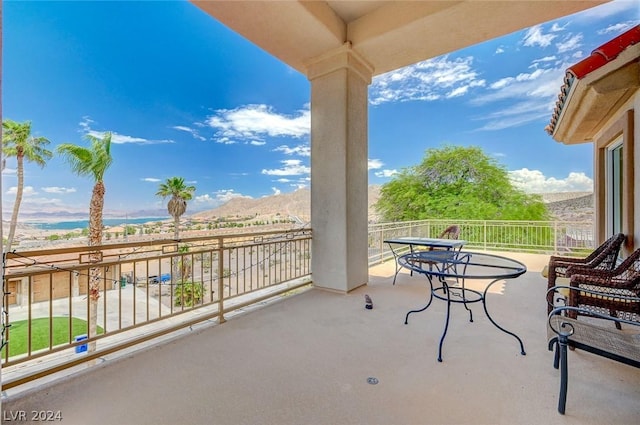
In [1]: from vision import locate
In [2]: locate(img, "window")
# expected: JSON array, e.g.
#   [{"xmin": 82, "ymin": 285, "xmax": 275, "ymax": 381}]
[{"xmin": 607, "ymin": 137, "xmax": 623, "ymax": 235}]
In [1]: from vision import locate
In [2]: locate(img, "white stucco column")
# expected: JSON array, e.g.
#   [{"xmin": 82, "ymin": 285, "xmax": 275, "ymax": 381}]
[{"xmin": 306, "ymin": 43, "xmax": 373, "ymax": 293}]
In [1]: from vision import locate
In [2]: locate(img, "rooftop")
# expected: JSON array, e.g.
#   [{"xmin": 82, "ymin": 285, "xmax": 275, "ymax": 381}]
[
  {"xmin": 546, "ymin": 25, "xmax": 640, "ymax": 141},
  {"xmin": 3, "ymin": 252, "xmax": 639, "ymax": 424}
]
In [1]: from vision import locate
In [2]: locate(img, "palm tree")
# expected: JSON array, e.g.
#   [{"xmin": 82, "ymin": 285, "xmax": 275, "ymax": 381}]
[
  {"xmin": 57, "ymin": 133, "xmax": 113, "ymax": 349},
  {"xmin": 2, "ymin": 120, "xmax": 53, "ymax": 252},
  {"xmin": 156, "ymin": 177, "xmax": 196, "ymax": 240}
]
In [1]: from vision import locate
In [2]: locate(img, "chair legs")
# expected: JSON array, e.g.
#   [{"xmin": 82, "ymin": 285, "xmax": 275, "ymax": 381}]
[{"xmin": 557, "ymin": 336, "xmax": 569, "ymax": 415}]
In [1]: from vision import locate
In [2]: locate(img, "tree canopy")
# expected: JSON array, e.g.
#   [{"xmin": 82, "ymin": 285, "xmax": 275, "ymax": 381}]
[
  {"xmin": 156, "ymin": 177, "xmax": 196, "ymax": 239},
  {"xmin": 375, "ymin": 145, "xmax": 549, "ymax": 222},
  {"xmin": 2, "ymin": 119, "xmax": 53, "ymax": 251}
]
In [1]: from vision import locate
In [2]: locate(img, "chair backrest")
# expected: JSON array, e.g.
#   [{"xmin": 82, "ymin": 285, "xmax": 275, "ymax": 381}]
[
  {"xmin": 611, "ymin": 247, "xmax": 640, "ymax": 289},
  {"xmin": 586, "ymin": 233, "xmax": 625, "ymax": 270},
  {"xmin": 438, "ymin": 225, "xmax": 460, "ymax": 240}
]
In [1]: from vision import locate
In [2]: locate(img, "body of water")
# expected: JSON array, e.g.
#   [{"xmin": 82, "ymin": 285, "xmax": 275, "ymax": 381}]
[{"xmin": 27, "ymin": 217, "xmax": 167, "ymax": 230}]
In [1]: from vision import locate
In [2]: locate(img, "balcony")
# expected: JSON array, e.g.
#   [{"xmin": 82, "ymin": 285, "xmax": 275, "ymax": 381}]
[{"xmin": 2, "ymin": 243, "xmax": 639, "ymax": 424}]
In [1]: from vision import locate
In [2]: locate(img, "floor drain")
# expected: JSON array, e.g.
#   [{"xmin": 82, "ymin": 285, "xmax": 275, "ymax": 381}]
[{"xmin": 367, "ymin": 377, "xmax": 379, "ymax": 385}]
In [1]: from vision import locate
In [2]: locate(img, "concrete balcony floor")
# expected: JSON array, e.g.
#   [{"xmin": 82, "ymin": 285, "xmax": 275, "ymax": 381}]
[{"xmin": 3, "ymin": 252, "xmax": 640, "ymax": 425}]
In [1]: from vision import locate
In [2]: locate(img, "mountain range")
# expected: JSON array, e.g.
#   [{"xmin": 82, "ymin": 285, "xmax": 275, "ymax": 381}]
[
  {"xmin": 191, "ymin": 186, "xmax": 593, "ymax": 223},
  {"xmin": 4, "ymin": 187, "xmax": 593, "ymax": 227}
]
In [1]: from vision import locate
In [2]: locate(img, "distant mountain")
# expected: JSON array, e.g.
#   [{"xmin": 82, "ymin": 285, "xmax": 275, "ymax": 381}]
[
  {"xmin": 539, "ymin": 191, "xmax": 593, "ymax": 221},
  {"xmin": 192, "ymin": 186, "xmax": 382, "ymax": 223}
]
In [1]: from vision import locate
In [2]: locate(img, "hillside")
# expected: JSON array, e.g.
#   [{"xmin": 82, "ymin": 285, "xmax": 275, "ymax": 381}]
[
  {"xmin": 191, "ymin": 187, "xmax": 593, "ymax": 223},
  {"xmin": 539, "ymin": 191, "xmax": 593, "ymax": 221},
  {"xmin": 192, "ymin": 186, "xmax": 382, "ymax": 223}
]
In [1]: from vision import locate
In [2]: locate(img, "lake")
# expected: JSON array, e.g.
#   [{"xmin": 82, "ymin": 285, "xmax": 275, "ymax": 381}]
[{"xmin": 26, "ymin": 217, "xmax": 167, "ymax": 231}]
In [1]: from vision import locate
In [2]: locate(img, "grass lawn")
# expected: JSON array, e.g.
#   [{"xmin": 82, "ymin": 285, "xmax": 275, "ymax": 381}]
[{"xmin": 2, "ymin": 317, "xmax": 104, "ymax": 358}]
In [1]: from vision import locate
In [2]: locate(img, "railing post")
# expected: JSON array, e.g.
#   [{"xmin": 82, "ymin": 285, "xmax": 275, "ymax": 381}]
[
  {"xmin": 378, "ymin": 227, "xmax": 384, "ymax": 263},
  {"xmin": 217, "ymin": 238, "xmax": 226, "ymax": 324},
  {"xmin": 483, "ymin": 221, "xmax": 487, "ymax": 251}
]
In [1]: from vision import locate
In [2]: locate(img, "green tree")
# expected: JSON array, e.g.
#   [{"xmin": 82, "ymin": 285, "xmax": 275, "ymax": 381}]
[
  {"xmin": 2, "ymin": 120, "xmax": 53, "ymax": 252},
  {"xmin": 375, "ymin": 145, "xmax": 548, "ymax": 221},
  {"xmin": 57, "ymin": 133, "xmax": 113, "ymax": 350},
  {"xmin": 156, "ymin": 177, "xmax": 196, "ymax": 239}
]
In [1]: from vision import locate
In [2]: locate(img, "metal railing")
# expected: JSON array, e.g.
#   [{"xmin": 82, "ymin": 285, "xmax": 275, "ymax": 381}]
[
  {"xmin": 1, "ymin": 218, "xmax": 594, "ymax": 388},
  {"xmin": 1, "ymin": 228, "xmax": 312, "ymax": 388},
  {"xmin": 367, "ymin": 219, "xmax": 594, "ymax": 265}
]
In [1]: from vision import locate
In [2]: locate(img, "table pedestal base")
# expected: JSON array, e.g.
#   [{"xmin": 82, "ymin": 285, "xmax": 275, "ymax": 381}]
[{"xmin": 405, "ymin": 275, "xmax": 526, "ymax": 362}]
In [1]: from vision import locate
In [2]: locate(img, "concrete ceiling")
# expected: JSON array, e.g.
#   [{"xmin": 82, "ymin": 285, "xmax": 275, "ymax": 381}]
[{"xmin": 192, "ymin": 1, "xmax": 608, "ymax": 77}]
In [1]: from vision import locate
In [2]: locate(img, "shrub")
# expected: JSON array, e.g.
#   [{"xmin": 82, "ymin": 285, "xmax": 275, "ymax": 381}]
[{"xmin": 174, "ymin": 281, "xmax": 204, "ymax": 307}]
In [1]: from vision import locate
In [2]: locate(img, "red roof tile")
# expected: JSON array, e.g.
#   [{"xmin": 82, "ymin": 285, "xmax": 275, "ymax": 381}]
[{"xmin": 545, "ymin": 25, "xmax": 640, "ymax": 135}]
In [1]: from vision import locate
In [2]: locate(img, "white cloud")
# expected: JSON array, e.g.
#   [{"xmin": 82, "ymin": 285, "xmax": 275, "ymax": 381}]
[
  {"xmin": 374, "ymin": 169, "xmax": 398, "ymax": 178},
  {"xmin": 206, "ymin": 104, "xmax": 310, "ymax": 143},
  {"xmin": 473, "ymin": 99, "xmax": 551, "ymax": 131},
  {"xmin": 274, "ymin": 144, "xmax": 310, "ymax": 156},
  {"xmin": 471, "ymin": 63, "xmax": 569, "ymax": 131},
  {"xmin": 576, "ymin": 0, "xmax": 639, "ymax": 22},
  {"xmin": 556, "ymin": 34, "xmax": 583, "ymax": 54},
  {"xmin": 522, "ymin": 25, "xmax": 556, "ymax": 48},
  {"xmin": 495, "ymin": 47, "xmax": 505, "ymax": 54},
  {"xmin": 261, "ymin": 159, "xmax": 310, "ymax": 176},
  {"xmin": 368, "ymin": 159, "xmax": 384, "ymax": 170},
  {"xmin": 271, "ymin": 187, "xmax": 281, "ymax": 196},
  {"xmin": 41, "ymin": 186, "xmax": 77, "ymax": 194},
  {"xmin": 1, "ymin": 194, "xmax": 83, "ymax": 216},
  {"xmin": 599, "ymin": 21, "xmax": 638, "ymax": 34},
  {"xmin": 80, "ymin": 117, "xmax": 175, "ymax": 145},
  {"xmin": 6, "ymin": 186, "xmax": 37, "ymax": 196},
  {"xmin": 531, "ymin": 56, "xmax": 558, "ymax": 67},
  {"xmin": 446, "ymin": 86, "xmax": 469, "ymax": 98},
  {"xmin": 99, "ymin": 131, "xmax": 174, "ymax": 145},
  {"xmin": 193, "ymin": 189, "xmax": 253, "ymax": 208},
  {"xmin": 509, "ymin": 168, "xmax": 593, "ymax": 193},
  {"xmin": 550, "ymin": 23, "xmax": 568, "ymax": 32},
  {"xmin": 213, "ymin": 189, "xmax": 252, "ymax": 203},
  {"xmin": 194, "ymin": 194, "xmax": 216, "ymax": 205},
  {"xmin": 250, "ymin": 140, "xmax": 266, "ymax": 146},
  {"xmin": 142, "ymin": 178, "xmax": 161, "ymax": 183},
  {"xmin": 172, "ymin": 125, "xmax": 206, "ymax": 141},
  {"xmin": 216, "ymin": 137, "xmax": 236, "ymax": 145},
  {"xmin": 571, "ymin": 51, "xmax": 585, "ymax": 60},
  {"xmin": 370, "ymin": 55, "xmax": 486, "ymax": 105}
]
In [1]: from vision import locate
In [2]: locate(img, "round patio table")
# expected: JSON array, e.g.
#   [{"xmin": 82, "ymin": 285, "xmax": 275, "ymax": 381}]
[{"xmin": 398, "ymin": 250, "xmax": 527, "ymax": 362}]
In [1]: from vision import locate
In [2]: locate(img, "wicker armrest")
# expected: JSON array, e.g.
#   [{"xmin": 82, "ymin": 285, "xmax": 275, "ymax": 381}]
[
  {"xmin": 547, "ymin": 307, "xmax": 640, "ymax": 363},
  {"xmin": 549, "ymin": 255, "xmax": 587, "ymax": 266},
  {"xmin": 569, "ymin": 273, "xmax": 632, "ymax": 290},
  {"xmin": 565, "ymin": 264, "xmax": 616, "ymax": 279},
  {"xmin": 548, "ymin": 285, "xmax": 640, "ymax": 308}
]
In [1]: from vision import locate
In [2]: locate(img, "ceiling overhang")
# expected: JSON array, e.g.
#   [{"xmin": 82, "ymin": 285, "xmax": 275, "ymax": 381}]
[{"xmin": 191, "ymin": 1, "xmax": 608, "ymax": 77}]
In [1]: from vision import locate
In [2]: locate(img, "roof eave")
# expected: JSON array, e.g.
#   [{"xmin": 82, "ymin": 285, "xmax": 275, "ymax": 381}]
[{"xmin": 551, "ymin": 43, "xmax": 640, "ymax": 145}]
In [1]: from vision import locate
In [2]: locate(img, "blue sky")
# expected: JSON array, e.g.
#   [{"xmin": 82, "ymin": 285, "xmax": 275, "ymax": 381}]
[{"xmin": 2, "ymin": 0, "xmax": 639, "ymax": 218}]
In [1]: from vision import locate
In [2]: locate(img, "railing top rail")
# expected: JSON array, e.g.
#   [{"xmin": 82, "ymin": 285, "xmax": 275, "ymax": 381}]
[{"xmin": 6, "ymin": 227, "xmax": 312, "ymax": 258}]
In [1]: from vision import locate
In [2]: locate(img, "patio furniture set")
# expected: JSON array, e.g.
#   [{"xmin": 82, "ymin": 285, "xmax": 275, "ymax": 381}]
[
  {"xmin": 386, "ymin": 225, "xmax": 527, "ymax": 361},
  {"xmin": 387, "ymin": 228, "xmax": 640, "ymax": 415}
]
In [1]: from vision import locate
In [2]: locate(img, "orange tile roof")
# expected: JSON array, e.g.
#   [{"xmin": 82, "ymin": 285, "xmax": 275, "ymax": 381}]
[{"xmin": 545, "ymin": 25, "xmax": 640, "ymax": 136}]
